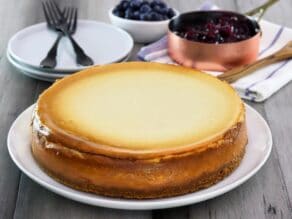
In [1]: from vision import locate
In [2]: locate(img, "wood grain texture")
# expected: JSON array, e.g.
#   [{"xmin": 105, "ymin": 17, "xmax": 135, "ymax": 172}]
[
  {"xmin": 236, "ymin": 0, "xmax": 292, "ymax": 218},
  {"xmin": 0, "ymin": 0, "xmax": 43, "ymax": 218},
  {"xmin": 0, "ymin": 0, "xmax": 291, "ymax": 218},
  {"xmin": 13, "ymin": 175, "xmax": 151, "ymax": 219}
]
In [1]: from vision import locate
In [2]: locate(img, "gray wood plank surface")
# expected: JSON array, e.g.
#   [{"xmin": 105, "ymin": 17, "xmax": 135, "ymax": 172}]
[
  {"xmin": 0, "ymin": 0, "xmax": 43, "ymax": 218},
  {"xmin": 0, "ymin": 0, "xmax": 291, "ymax": 218},
  {"xmin": 14, "ymin": 175, "xmax": 151, "ymax": 219},
  {"xmin": 237, "ymin": 1, "xmax": 292, "ymax": 218}
]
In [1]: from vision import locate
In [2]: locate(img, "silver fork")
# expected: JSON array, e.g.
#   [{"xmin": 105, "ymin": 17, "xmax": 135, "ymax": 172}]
[
  {"xmin": 41, "ymin": 1, "xmax": 93, "ymax": 68},
  {"xmin": 40, "ymin": 6, "xmax": 72, "ymax": 68}
]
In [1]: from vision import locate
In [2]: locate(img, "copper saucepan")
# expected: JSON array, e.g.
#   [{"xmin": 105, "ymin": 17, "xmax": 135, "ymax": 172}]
[{"xmin": 168, "ymin": 10, "xmax": 261, "ymax": 71}]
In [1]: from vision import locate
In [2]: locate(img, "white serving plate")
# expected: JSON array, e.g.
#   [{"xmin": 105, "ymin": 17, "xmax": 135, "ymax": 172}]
[
  {"xmin": 7, "ymin": 51, "xmax": 130, "ymax": 82},
  {"xmin": 7, "ymin": 104, "xmax": 272, "ymax": 210},
  {"xmin": 7, "ymin": 20, "xmax": 133, "ymax": 72}
]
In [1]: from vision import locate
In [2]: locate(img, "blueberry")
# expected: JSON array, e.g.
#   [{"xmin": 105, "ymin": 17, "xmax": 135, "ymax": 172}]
[
  {"xmin": 140, "ymin": 0, "xmax": 146, "ymax": 4},
  {"xmin": 141, "ymin": 13, "xmax": 152, "ymax": 21},
  {"xmin": 162, "ymin": 15, "xmax": 168, "ymax": 20},
  {"xmin": 158, "ymin": 1, "xmax": 167, "ymax": 8},
  {"xmin": 153, "ymin": 5, "xmax": 168, "ymax": 15},
  {"xmin": 125, "ymin": 8, "xmax": 134, "ymax": 19},
  {"xmin": 156, "ymin": 14, "xmax": 164, "ymax": 20},
  {"xmin": 129, "ymin": 0, "xmax": 143, "ymax": 9},
  {"xmin": 140, "ymin": 4, "xmax": 152, "ymax": 13},
  {"xmin": 139, "ymin": 13, "xmax": 147, "ymax": 21},
  {"xmin": 153, "ymin": 5, "xmax": 161, "ymax": 13},
  {"xmin": 140, "ymin": 1, "xmax": 150, "ymax": 7},
  {"xmin": 159, "ymin": 7, "xmax": 168, "ymax": 15},
  {"xmin": 151, "ymin": 0, "xmax": 166, "ymax": 8},
  {"xmin": 149, "ymin": 11, "xmax": 160, "ymax": 21},
  {"xmin": 132, "ymin": 10, "xmax": 140, "ymax": 20},
  {"xmin": 114, "ymin": 3, "xmax": 123, "ymax": 11},
  {"xmin": 150, "ymin": 0, "xmax": 158, "ymax": 8},
  {"xmin": 113, "ymin": 8, "xmax": 119, "ymax": 14},
  {"xmin": 120, "ymin": 0, "xmax": 130, "ymax": 10},
  {"xmin": 167, "ymin": 8, "xmax": 175, "ymax": 18},
  {"xmin": 113, "ymin": 8, "xmax": 125, "ymax": 18}
]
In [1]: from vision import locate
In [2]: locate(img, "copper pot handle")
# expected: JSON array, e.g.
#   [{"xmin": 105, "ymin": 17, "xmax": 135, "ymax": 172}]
[{"xmin": 244, "ymin": 0, "xmax": 278, "ymax": 22}]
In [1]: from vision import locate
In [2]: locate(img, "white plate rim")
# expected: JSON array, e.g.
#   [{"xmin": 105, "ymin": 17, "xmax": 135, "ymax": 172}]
[
  {"xmin": 7, "ymin": 51, "xmax": 131, "ymax": 82},
  {"xmin": 7, "ymin": 104, "xmax": 272, "ymax": 210},
  {"xmin": 7, "ymin": 52, "xmax": 67, "ymax": 78},
  {"xmin": 7, "ymin": 49, "xmax": 131, "ymax": 75},
  {"xmin": 7, "ymin": 20, "xmax": 134, "ymax": 72}
]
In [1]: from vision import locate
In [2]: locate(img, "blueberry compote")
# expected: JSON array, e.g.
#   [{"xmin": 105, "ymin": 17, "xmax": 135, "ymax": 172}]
[
  {"xmin": 173, "ymin": 11, "xmax": 260, "ymax": 44},
  {"xmin": 113, "ymin": 0, "xmax": 176, "ymax": 21}
]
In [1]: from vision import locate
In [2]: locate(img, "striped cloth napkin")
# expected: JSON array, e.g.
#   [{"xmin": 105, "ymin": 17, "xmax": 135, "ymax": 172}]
[{"xmin": 137, "ymin": 3, "xmax": 292, "ymax": 102}]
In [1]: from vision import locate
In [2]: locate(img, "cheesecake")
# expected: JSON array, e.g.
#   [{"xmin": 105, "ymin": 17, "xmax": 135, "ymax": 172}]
[{"xmin": 31, "ymin": 62, "xmax": 247, "ymax": 199}]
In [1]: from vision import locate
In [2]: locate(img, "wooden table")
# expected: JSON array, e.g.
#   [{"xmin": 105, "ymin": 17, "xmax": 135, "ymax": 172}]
[{"xmin": 0, "ymin": 0, "xmax": 292, "ymax": 218}]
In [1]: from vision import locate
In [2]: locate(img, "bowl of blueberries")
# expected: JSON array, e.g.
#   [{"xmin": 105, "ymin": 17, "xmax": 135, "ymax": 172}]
[{"xmin": 109, "ymin": 0, "xmax": 178, "ymax": 43}]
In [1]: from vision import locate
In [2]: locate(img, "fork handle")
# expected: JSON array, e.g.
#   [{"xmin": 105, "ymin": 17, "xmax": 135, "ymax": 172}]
[
  {"xmin": 65, "ymin": 33, "xmax": 94, "ymax": 66},
  {"xmin": 40, "ymin": 33, "xmax": 62, "ymax": 68}
]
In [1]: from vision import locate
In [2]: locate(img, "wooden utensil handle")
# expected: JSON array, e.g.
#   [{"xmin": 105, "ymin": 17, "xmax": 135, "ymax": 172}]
[{"xmin": 218, "ymin": 52, "xmax": 292, "ymax": 83}]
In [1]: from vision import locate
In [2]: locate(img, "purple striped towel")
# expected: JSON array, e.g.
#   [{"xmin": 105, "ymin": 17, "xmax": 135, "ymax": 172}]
[{"xmin": 137, "ymin": 3, "xmax": 292, "ymax": 102}]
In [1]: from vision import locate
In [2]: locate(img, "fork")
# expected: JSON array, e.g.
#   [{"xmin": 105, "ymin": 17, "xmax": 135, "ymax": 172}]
[
  {"xmin": 40, "ymin": 7, "xmax": 72, "ymax": 68},
  {"xmin": 41, "ymin": 1, "xmax": 93, "ymax": 68}
]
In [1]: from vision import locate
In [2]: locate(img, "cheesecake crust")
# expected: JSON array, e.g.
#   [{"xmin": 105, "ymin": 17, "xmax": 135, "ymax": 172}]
[{"xmin": 31, "ymin": 120, "xmax": 247, "ymax": 199}]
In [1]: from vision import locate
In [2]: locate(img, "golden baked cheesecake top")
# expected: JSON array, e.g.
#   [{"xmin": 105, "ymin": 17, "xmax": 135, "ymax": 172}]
[{"xmin": 36, "ymin": 62, "xmax": 244, "ymax": 158}]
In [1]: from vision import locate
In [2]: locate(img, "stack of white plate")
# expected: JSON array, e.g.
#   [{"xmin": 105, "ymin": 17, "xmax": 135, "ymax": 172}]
[{"xmin": 7, "ymin": 20, "xmax": 134, "ymax": 82}]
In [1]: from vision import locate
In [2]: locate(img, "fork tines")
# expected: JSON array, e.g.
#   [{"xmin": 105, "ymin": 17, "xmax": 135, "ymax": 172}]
[{"xmin": 42, "ymin": 1, "xmax": 77, "ymax": 33}]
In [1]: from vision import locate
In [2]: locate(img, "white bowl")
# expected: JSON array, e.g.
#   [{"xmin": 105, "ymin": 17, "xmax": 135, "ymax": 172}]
[{"xmin": 109, "ymin": 8, "xmax": 179, "ymax": 43}]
